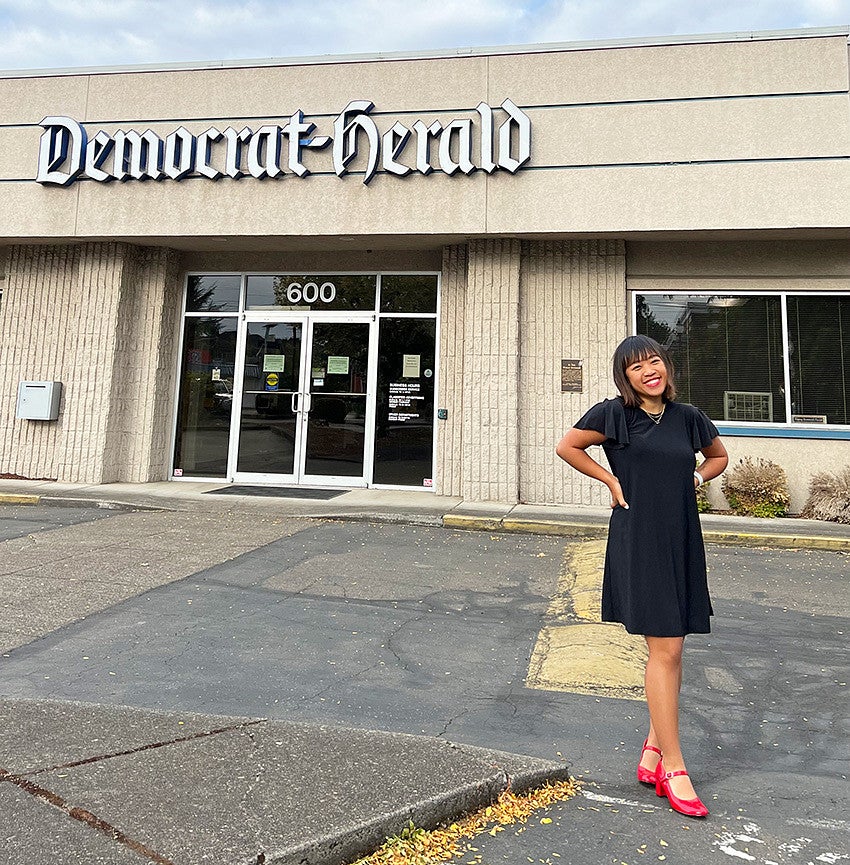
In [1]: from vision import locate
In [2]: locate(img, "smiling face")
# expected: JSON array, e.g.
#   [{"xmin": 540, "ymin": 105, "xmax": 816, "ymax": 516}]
[
  {"xmin": 612, "ymin": 335, "xmax": 676, "ymax": 407},
  {"xmin": 624, "ymin": 353, "xmax": 668, "ymax": 405}
]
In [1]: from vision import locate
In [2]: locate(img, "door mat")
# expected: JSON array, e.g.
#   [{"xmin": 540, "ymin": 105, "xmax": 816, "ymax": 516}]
[{"xmin": 206, "ymin": 486, "xmax": 348, "ymax": 500}]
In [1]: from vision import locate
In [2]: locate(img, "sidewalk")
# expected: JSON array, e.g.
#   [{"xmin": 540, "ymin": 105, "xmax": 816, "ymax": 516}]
[
  {"xmin": 0, "ymin": 482, "xmax": 581, "ymax": 865},
  {"xmin": 1, "ymin": 477, "xmax": 849, "ymax": 551},
  {"xmin": 2, "ymin": 699, "xmax": 569, "ymax": 865}
]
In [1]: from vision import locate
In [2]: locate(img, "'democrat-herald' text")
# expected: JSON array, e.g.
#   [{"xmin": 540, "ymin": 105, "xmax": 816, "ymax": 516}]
[{"xmin": 36, "ymin": 100, "xmax": 532, "ymax": 187}]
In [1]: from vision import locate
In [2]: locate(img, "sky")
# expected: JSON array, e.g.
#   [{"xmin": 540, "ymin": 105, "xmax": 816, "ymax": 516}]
[{"xmin": 0, "ymin": 0, "xmax": 849, "ymax": 71}]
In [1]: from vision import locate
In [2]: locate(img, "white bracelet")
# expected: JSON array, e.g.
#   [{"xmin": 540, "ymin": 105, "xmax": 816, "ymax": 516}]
[{"xmin": 694, "ymin": 471, "xmax": 704, "ymax": 486}]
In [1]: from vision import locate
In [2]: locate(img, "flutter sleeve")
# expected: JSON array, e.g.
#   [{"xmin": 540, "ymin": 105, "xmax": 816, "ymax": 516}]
[
  {"xmin": 574, "ymin": 398, "xmax": 630, "ymax": 446},
  {"xmin": 689, "ymin": 405, "xmax": 720, "ymax": 451}
]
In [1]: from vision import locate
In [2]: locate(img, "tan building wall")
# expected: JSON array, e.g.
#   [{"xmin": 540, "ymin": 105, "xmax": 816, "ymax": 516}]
[
  {"xmin": 436, "ymin": 244, "xmax": 467, "ymax": 497},
  {"xmin": 520, "ymin": 240, "xmax": 627, "ymax": 506},
  {"xmin": 1, "ymin": 32, "xmax": 848, "ymax": 244},
  {"xmin": 436, "ymin": 239, "xmax": 626, "ymax": 505},
  {"xmin": 0, "ymin": 242, "xmax": 181, "ymax": 483},
  {"xmin": 0, "ymin": 32, "xmax": 848, "ymax": 505}
]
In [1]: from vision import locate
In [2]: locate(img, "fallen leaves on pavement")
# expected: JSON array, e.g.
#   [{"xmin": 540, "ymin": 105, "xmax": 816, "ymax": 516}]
[{"xmin": 351, "ymin": 778, "xmax": 580, "ymax": 865}]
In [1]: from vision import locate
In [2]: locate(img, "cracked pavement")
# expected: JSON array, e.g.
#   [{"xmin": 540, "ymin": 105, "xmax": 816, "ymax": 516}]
[{"xmin": 0, "ymin": 504, "xmax": 848, "ymax": 864}]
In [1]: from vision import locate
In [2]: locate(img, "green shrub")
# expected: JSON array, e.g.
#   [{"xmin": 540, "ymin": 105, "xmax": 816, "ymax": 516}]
[
  {"xmin": 721, "ymin": 457, "xmax": 790, "ymax": 518},
  {"xmin": 801, "ymin": 467, "xmax": 850, "ymax": 524}
]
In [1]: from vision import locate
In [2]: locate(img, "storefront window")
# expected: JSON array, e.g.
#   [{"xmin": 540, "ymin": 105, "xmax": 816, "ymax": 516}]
[
  {"xmin": 174, "ymin": 270, "xmax": 440, "ymax": 486},
  {"xmin": 636, "ymin": 293, "xmax": 850, "ymax": 427},
  {"xmin": 788, "ymin": 296, "xmax": 850, "ymax": 424},
  {"xmin": 380, "ymin": 275, "xmax": 438, "ymax": 313},
  {"xmin": 172, "ymin": 317, "xmax": 238, "ymax": 476},
  {"xmin": 373, "ymin": 318, "xmax": 436, "ymax": 485},
  {"xmin": 245, "ymin": 275, "xmax": 376, "ymax": 311},
  {"xmin": 185, "ymin": 275, "xmax": 241, "ymax": 312}
]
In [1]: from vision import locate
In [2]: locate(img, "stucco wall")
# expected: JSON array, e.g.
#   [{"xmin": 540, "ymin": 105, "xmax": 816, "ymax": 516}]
[
  {"xmin": 705, "ymin": 436, "xmax": 849, "ymax": 516},
  {"xmin": 1, "ymin": 33, "xmax": 848, "ymax": 244}
]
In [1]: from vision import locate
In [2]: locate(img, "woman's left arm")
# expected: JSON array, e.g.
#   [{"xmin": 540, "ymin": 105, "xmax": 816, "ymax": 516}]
[{"xmin": 696, "ymin": 437, "xmax": 729, "ymax": 486}]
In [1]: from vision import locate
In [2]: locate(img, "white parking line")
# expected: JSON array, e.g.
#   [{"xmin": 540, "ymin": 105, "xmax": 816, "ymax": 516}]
[
  {"xmin": 787, "ymin": 818, "xmax": 850, "ymax": 833},
  {"xmin": 582, "ymin": 790, "xmax": 659, "ymax": 809},
  {"xmin": 714, "ymin": 823, "xmax": 850, "ymax": 865}
]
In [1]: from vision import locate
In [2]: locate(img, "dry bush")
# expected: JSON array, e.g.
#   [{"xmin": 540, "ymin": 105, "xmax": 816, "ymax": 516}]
[
  {"xmin": 801, "ymin": 467, "xmax": 850, "ymax": 524},
  {"xmin": 721, "ymin": 457, "xmax": 790, "ymax": 518}
]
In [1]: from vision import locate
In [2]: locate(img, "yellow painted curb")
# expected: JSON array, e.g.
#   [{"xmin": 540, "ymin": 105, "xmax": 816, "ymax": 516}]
[
  {"xmin": 703, "ymin": 531, "xmax": 850, "ymax": 552},
  {"xmin": 501, "ymin": 519, "xmax": 607, "ymax": 538},
  {"xmin": 526, "ymin": 539, "xmax": 647, "ymax": 700},
  {"xmin": 442, "ymin": 514, "xmax": 504, "ymax": 531},
  {"xmin": 0, "ymin": 494, "xmax": 41, "ymax": 505},
  {"xmin": 443, "ymin": 513, "xmax": 850, "ymax": 552},
  {"xmin": 527, "ymin": 623, "xmax": 647, "ymax": 701}
]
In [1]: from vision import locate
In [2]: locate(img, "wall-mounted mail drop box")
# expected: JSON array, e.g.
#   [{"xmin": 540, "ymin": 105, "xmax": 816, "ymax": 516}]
[{"xmin": 16, "ymin": 381, "xmax": 62, "ymax": 420}]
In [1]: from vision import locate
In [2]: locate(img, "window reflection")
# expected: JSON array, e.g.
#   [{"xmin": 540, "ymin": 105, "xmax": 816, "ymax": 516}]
[
  {"xmin": 186, "ymin": 275, "xmax": 241, "ymax": 312},
  {"xmin": 380, "ymin": 275, "xmax": 438, "ymax": 313},
  {"xmin": 637, "ymin": 294, "xmax": 786, "ymax": 422},
  {"xmin": 789, "ymin": 296, "xmax": 850, "ymax": 424},
  {"xmin": 173, "ymin": 317, "xmax": 237, "ymax": 476},
  {"xmin": 373, "ymin": 319, "xmax": 436, "ymax": 485},
  {"xmin": 246, "ymin": 275, "xmax": 377, "ymax": 311}
]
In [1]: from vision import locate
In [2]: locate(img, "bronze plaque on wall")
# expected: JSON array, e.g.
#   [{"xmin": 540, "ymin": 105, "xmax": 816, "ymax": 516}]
[{"xmin": 561, "ymin": 359, "xmax": 583, "ymax": 393}]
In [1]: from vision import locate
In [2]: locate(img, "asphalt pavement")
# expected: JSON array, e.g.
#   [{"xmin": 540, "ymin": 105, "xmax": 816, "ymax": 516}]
[{"xmin": 0, "ymin": 479, "xmax": 848, "ymax": 865}]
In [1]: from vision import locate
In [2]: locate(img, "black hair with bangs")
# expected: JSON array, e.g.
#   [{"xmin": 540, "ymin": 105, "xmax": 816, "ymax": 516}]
[{"xmin": 612, "ymin": 335, "xmax": 677, "ymax": 407}]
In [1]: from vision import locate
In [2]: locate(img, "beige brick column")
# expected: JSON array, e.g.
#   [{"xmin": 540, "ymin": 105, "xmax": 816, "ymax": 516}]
[
  {"xmin": 519, "ymin": 240, "xmax": 627, "ymax": 505},
  {"xmin": 457, "ymin": 239, "xmax": 522, "ymax": 503},
  {"xmin": 0, "ymin": 242, "xmax": 181, "ymax": 483},
  {"xmin": 436, "ymin": 244, "xmax": 468, "ymax": 497},
  {"xmin": 101, "ymin": 246, "xmax": 182, "ymax": 482}
]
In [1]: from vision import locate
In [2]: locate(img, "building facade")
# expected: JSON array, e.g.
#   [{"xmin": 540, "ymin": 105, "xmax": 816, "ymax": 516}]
[{"xmin": 1, "ymin": 28, "xmax": 849, "ymax": 511}]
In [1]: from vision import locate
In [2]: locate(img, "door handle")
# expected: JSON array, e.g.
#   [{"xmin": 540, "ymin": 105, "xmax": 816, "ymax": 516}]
[
  {"xmin": 303, "ymin": 392, "xmax": 312, "ymax": 413},
  {"xmin": 291, "ymin": 392, "xmax": 300, "ymax": 414}
]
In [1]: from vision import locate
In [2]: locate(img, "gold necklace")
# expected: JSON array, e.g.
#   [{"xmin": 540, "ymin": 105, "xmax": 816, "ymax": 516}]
[{"xmin": 641, "ymin": 404, "xmax": 666, "ymax": 424}]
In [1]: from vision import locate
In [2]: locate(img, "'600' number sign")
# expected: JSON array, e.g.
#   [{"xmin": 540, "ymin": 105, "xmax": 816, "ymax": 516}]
[{"xmin": 287, "ymin": 281, "xmax": 337, "ymax": 304}]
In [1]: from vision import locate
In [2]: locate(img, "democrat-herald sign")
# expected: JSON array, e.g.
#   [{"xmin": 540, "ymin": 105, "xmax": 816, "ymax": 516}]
[{"xmin": 36, "ymin": 100, "xmax": 531, "ymax": 187}]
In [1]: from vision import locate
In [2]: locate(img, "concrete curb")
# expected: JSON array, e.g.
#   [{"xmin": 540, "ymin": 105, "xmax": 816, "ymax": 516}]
[
  {"xmin": 0, "ymin": 493, "xmax": 41, "ymax": 505},
  {"xmin": 40, "ymin": 496, "xmax": 169, "ymax": 512},
  {"xmin": 700, "ymin": 530, "xmax": 850, "ymax": 552},
  {"xmin": 257, "ymin": 760, "xmax": 573, "ymax": 865},
  {"xmin": 261, "ymin": 772, "xmax": 507, "ymax": 865},
  {"xmin": 442, "ymin": 513, "xmax": 850, "ymax": 552},
  {"xmin": 3, "ymin": 489, "xmax": 848, "ymax": 553}
]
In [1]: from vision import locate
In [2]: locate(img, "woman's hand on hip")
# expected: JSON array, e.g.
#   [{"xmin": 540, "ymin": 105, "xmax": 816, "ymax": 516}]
[{"xmin": 608, "ymin": 479, "xmax": 628, "ymax": 509}]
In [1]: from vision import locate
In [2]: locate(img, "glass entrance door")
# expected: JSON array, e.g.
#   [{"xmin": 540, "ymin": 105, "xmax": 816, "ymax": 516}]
[
  {"xmin": 300, "ymin": 320, "xmax": 371, "ymax": 484},
  {"xmin": 231, "ymin": 315, "xmax": 374, "ymax": 486},
  {"xmin": 234, "ymin": 318, "xmax": 307, "ymax": 481}
]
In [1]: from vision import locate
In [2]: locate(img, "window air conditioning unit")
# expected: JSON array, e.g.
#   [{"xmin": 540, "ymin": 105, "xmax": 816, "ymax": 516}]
[{"xmin": 723, "ymin": 391, "xmax": 773, "ymax": 422}]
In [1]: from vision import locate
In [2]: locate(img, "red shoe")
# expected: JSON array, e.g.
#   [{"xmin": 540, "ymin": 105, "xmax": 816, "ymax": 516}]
[
  {"xmin": 655, "ymin": 761, "xmax": 709, "ymax": 818},
  {"xmin": 637, "ymin": 739, "xmax": 662, "ymax": 785}
]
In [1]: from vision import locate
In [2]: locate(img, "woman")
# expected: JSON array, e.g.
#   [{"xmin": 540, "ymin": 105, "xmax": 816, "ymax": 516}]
[{"xmin": 556, "ymin": 335, "xmax": 728, "ymax": 818}]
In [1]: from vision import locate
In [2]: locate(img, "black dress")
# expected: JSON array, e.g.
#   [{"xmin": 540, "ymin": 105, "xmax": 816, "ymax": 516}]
[{"xmin": 574, "ymin": 397, "xmax": 719, "ymax": 637}]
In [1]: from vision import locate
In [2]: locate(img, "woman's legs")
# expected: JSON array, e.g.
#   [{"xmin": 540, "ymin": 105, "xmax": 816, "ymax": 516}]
[{"xmin": 643, "ymin": 636, "xmax": 698, "ymax": 800}]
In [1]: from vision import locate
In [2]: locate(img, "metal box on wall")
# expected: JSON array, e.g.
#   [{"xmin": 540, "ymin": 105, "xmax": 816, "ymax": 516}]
[{"xmin": 16, "ymin": 381, "xmax": 62, "ymax": 420}]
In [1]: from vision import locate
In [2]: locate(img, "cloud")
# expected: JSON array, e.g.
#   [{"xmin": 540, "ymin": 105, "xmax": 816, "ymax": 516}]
[
  {"xmin": 531, "ymin": 0, "xmax": 850, "ymax": 43},
  {"xmin": 0, "ymin": 0, "xmax": 847, "ymax": 70}
]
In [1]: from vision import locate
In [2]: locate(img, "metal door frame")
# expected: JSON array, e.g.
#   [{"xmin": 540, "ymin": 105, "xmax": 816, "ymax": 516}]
[{"xmin": 229, "ymin": 311, "xmax": 377, "ymax": 487}]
